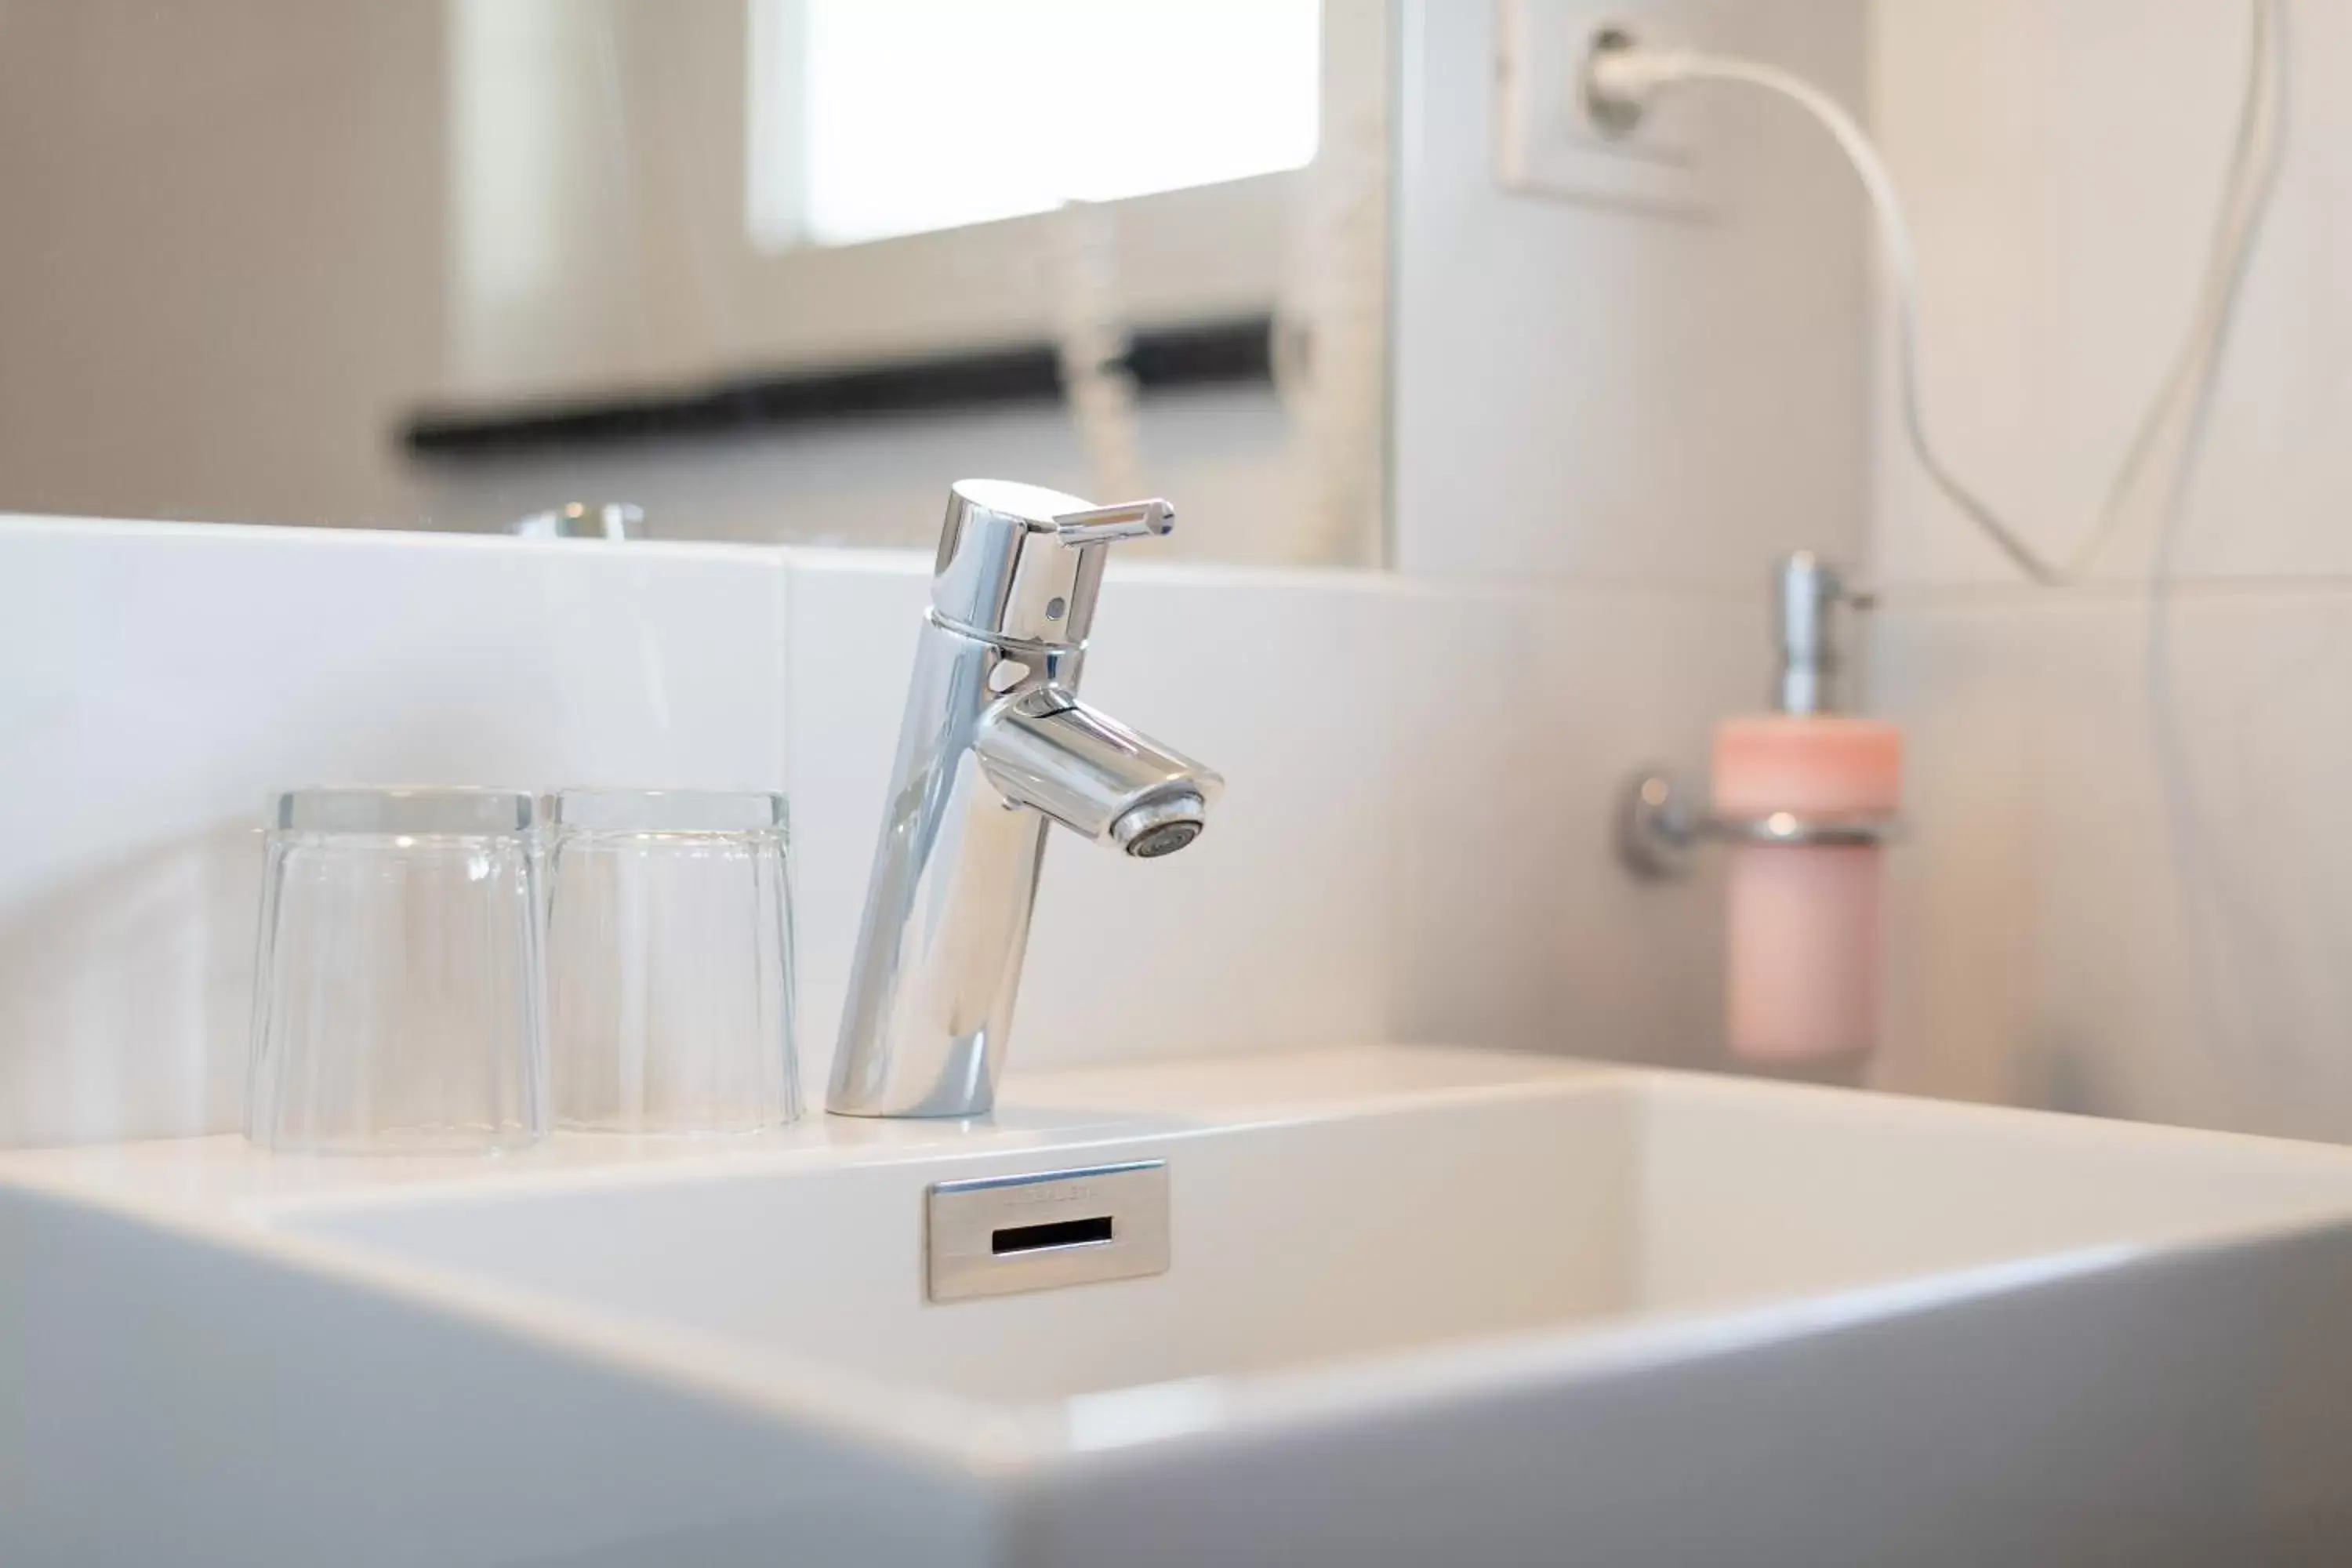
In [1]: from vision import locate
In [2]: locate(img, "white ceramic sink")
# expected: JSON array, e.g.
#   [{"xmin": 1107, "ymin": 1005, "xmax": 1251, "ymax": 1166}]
[{"xmin": 9, "ymin": 1045, "xmax": 2352, "ymax": 1566}]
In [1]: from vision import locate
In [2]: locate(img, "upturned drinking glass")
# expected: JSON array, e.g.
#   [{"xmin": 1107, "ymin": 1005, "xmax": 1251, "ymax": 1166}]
[
  {"xmin": 246, "ymin": 787, "xmax": 546, "ymax": 1153},
  {"xmin": 544, "ymin": 789, "xmax": 800, "ymax": 1134}
]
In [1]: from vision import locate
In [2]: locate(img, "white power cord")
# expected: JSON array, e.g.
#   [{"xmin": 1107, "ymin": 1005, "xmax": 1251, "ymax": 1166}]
[{"xmin": 1585, "ymin": 5, "xmax": 2286, "ymax": 586}]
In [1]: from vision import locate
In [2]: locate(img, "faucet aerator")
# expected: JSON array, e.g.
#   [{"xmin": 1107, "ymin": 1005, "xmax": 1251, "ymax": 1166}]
[
  {"xmin": 1112, "ymin": 793, "xmax": 1208, "ymax": 858},
  {"xmin": 1130, "ymin": 822, "xmax": 1200, "ymax": 858}
]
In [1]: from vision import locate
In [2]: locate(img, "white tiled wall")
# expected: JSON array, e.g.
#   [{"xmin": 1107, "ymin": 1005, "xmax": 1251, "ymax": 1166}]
[
  {"xmin": 1375, "ymin": 0, "xmax": 1868, "ymax": 1083},
  {"xmin": 1867, "ymin": 0, "xmax": 2348, "ymax": 590},
  {"xmin": 0, "ymin": 518, "xmax": 788, "ymax": 1149},
  {"xmin": 0, "ymin": 517, "xmax": 1763, "ymax": 1149},
  {"xmin": 1391, "ymin": 0, "xmax": 1870, "ymax": 588},
  {"xmin": 1373, "ymin": 575, "xmax": 1757, "ymax": 1065},
  {"xmin": 775, "ymin": 559, "xmax": 1766, "ymax": 1089},
  {"xmin": 1865, "ymin": 1, "xmax": 2352, "ymax": 1141},
  {"xmin": 1874, "ymin": 587, "xmax": 2352, "ymax": 1143}
]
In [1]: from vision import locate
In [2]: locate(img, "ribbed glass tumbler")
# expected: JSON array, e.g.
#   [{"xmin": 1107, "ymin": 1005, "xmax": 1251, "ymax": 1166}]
[
  {"xmin": 246, "ymin": 787, "xmax": 547, "ymax": 1154},
  {"xmin": 545, "ymin": 789, "xmax": 800, "ymax": 1134}
]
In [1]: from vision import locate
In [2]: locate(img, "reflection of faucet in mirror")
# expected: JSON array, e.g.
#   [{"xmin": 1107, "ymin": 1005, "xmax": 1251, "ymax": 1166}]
[
  {"xmin": 508, "ymin": 503, "xmax": 643, "ymax": 541},
  {"xmin": 827, "ymin": 480, "xmax": 1222, "ymax": 1120}
]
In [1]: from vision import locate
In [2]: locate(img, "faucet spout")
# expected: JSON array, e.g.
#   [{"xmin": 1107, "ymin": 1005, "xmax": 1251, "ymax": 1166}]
[
  {"xmin": 826, "ymin": 480, "xmax": 1221, "ymax": 1120},
  {"xmin": 975, "ymin": 687, "xmax": 1217, "ymax": 856}
]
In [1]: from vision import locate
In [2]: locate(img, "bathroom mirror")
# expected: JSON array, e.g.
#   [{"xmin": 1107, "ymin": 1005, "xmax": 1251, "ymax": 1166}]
[{"xmin": 0, "ymin": 0, "xmax": 1390, "ymax": 565}]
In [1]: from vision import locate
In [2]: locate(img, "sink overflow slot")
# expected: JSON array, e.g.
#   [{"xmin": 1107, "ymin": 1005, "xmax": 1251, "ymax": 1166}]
[
  {"xmin": 992, "ymin": 1214, "xmax": 1114, "ymax": 1255},
  {"xmin": 927, "ymin": 1160, "xmax": 1170, "ymax": 1302}
]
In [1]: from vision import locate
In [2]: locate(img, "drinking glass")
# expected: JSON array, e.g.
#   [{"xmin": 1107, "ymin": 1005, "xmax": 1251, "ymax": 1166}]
[
  {"xmin": 247, "ymin": 787, "xmax": 546, "ymax": 1153},
  {"xmin": 545, "ymin": 789, "xmax": 800, "ymax": 1133}
]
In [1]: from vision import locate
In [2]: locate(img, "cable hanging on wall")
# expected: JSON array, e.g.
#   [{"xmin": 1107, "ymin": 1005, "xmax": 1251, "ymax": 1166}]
[{"xmin": 1582, "ymin": 0, "xmax": 2288, "ymax": 588}]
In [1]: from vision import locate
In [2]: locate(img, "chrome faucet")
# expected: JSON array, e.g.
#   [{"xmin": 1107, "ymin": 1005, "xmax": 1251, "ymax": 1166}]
[{"xmin": 826, "ymin": 480, "xmax": 1222, "ymax": 1119}]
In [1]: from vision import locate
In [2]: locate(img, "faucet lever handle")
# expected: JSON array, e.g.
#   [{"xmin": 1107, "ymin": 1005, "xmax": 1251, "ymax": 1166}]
[{"xmin": 1052, "ymin": 499, "xmax": 1175, "ymax": 546}]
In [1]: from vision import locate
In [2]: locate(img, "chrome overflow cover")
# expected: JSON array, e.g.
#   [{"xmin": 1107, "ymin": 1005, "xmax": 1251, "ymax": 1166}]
[{"xmin": 926, "ymin": 1160, "xmax": 1171, "ymax": 1303}]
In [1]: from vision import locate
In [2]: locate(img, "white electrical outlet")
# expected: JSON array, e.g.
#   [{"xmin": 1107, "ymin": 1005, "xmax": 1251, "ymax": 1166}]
[{"xmin": 1494, "ymin": 0, "xmax": 1711, "ymax": 216}]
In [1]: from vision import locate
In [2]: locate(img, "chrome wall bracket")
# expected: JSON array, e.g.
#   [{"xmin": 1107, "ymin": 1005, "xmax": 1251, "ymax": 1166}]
[{"xmin": 1616, "ymin": 769, "xmax": 1901, "ymax": 881}]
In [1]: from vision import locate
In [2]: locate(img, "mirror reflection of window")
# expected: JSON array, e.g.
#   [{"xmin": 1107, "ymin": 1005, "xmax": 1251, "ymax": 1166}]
[
  {"xmin": 746, "ymin": 0, "xmax": 1322, "ymax": 251},
  {"xmin": 0, "ymin": 0, "xmax": 1386, "ymax": 567}
]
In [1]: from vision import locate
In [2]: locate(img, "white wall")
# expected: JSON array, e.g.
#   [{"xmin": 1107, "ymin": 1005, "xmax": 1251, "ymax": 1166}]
[
  {"xmin": 0, "ymin": 518, "xmax": 1755, "ymax": 1149},
  {"xmin": 1371, "ymin": 0, "xmax": 1871, "ymax": 1085},
  {"xmin": 1390, "ymin": 0, "xmax": 1871, "ymax": 588},
  {"xmin": 1864, "ymin": 1, "xmax": 2352, "ymax": 1139},
  {"xmin": 0, "ymin": 521, "xmax": 786, "ymax": 1146}
]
